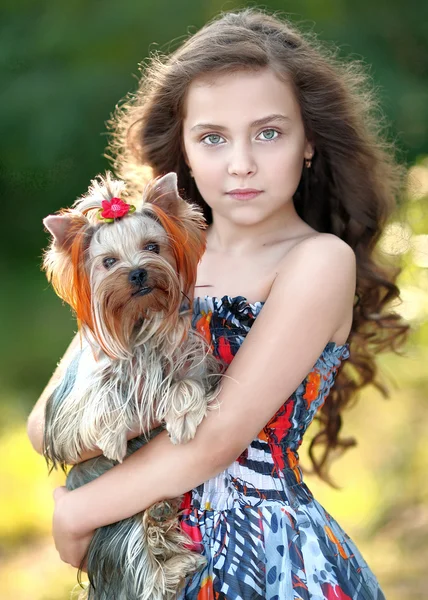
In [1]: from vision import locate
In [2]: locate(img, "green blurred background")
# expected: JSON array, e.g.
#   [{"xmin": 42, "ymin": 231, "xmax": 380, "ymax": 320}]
[{"xmin": 1, "ymin": 0, "xmax": 427, "ymax": 598}]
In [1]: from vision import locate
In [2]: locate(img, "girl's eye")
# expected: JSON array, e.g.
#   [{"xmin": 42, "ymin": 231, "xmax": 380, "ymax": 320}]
[
  {"xmin": 144, "ymin": 243, "xmax": 160, "ymax": 254},
  {"xmin": 258, "ymin": 128, "xmax": 279, "ymax": 141},
  {"xmin": 103, "ymin": 257, "xmax": 118, "ymax": 269},
  {"xmin": 201, "ymin": 129, "xmax": 280, "ymax": 146},
  {"xmin": 201, "ymin": 134, "xmax": 225, "ymax": 146}
]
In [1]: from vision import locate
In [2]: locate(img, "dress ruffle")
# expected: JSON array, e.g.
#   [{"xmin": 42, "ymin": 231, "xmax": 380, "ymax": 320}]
[{"xmin": 179, "ymin": 500, "xmax": 383, "ymax": 600}]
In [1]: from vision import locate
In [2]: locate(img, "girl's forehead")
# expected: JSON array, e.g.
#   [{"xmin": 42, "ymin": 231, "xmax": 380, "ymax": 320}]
[{"xmin": 183, "ymin": 68, "xmax": 299, "ymax": 125}]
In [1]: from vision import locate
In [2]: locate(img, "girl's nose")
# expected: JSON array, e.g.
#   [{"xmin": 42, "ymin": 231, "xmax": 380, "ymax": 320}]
[{"xmin": 227, "ymin": 143, "xmax": 257, "ymax": 177}]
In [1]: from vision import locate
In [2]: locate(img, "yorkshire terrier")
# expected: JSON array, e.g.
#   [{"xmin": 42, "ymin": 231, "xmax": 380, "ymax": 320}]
[{"xmin": 42, "ymin": 172, "xmax": 222, "ymax": 600}]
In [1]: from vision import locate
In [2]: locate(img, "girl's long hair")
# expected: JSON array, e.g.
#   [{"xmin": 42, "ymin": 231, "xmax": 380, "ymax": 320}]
[{"xmin": 106, "ymin": 8, "xmax": 410, "ymax": 486}]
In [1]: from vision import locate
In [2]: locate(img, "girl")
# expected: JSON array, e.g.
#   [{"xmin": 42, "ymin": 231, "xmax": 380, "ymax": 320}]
[{"xmin": 28, "ymin": 8, "xmax": 409, "ymax": 599}]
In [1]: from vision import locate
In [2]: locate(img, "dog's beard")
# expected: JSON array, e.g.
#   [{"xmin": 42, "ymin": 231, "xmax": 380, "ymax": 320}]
[{"xmin": 91, "ymin": 259, "xmax": 182, "ymax": 359}]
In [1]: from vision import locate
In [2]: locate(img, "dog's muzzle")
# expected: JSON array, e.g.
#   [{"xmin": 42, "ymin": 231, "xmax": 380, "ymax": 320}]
[{"xmin": 129, "ymin": 268, "xmax": 153, "ymax": 296}]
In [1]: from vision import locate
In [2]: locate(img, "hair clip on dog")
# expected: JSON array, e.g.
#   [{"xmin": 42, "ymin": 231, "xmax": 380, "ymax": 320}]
[{"xmin": 97, "ymin": 196, "xmax": 136, "ymax": 222}]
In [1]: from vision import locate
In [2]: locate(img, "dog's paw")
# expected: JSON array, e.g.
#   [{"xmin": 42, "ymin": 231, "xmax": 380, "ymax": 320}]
[
  {"xmin": 165, "ymin": 413, "xmax": 201, "ymax": 444},
  {"xmin": 96, "ymin": 431, "xmax": 128, "ymax": 462},
  {"xmin": 147, "ymin": 500, "xmax": 175, "ymax": 524},
  {"xmin": 162, "ymin": 379, "xmax": 208, "ymax": 444}
]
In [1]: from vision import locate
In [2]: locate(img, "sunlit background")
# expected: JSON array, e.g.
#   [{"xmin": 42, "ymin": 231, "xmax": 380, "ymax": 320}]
[{"xmin": 1, "ymin": 1, "xmax": 427, "ymax": 598}]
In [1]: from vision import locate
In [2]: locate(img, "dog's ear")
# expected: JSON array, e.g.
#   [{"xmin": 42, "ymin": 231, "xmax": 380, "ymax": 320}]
[
  {"xmin": 141, "ymin": 172, "xmax": 207, "ymax": 300},
  {"xmin": 142, "ymin": 172, "xmax": 182, "ymax": 216},
  {"xmin": 43, "ymin": 213, "xmax": 89, "ymax": 249},
  {"xmin": 43, "ymin": 215, "xmax": 72, "ymax": 247},
  {"xmin": 43, "ymin": 211, "xmax": 94, "ymax": 332}
]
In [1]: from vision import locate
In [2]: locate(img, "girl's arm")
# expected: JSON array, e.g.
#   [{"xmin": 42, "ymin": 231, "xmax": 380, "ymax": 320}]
[{"xmin": 56, "ymin": 235, "xmax": 356, "ymax": 536}]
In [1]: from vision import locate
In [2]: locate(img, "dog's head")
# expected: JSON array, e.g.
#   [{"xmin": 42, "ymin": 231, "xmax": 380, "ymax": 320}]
[{"xmin": 43, "ymin": 172, "xmax": 206, "ymax": 358}]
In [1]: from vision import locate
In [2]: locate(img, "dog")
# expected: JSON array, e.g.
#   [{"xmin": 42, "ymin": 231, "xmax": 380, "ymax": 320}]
[{"xmin": 42, "ymin": 171, "xmax": 222, "ymax": 599}]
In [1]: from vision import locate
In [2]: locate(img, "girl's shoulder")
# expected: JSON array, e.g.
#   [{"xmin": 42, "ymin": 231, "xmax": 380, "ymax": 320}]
[
  {"xmin": 271, "ymin": 232, "xmax": 356, "ymax": 345},
  {"xmin": 276, "ymin": 231, "xmax": 355, "ymax": 275}
]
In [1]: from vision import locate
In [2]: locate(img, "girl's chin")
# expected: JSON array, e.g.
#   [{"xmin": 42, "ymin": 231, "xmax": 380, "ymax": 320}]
[
  {"xmin": 227, "ymin": 212, "xmax": 270, "ymax": 227},
  {"xmin": 210, "ymin": 201, "xmax": 283, "ymax": 226}
]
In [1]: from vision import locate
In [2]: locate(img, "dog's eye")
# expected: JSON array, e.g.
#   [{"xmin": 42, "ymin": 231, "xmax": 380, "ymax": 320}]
[
  {"xmin": 144, "ymin": 243, "xmax": 160, "ymax": 254},
  {"xmin": 103, "ymin": 257, "xmax": 118, "ymax": 269}
]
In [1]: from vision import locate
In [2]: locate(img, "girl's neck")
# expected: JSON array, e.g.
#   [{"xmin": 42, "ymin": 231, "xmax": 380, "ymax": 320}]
[{"xmin": 207, "ymin": 203, "xmax": 311, "ymax": 255}]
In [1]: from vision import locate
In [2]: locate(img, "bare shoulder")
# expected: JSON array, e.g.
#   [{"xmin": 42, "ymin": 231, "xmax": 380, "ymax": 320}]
[
  {"xmin": 277, "ymin": 232, "xmax": 356, "ymax": 284},
  {"xmin": 282, "ymin": 231, "xmax": 355, "ymax": 266},
  {"xmin": 267, "ymin": 232, "xmax": 356, "ymax": 342}
]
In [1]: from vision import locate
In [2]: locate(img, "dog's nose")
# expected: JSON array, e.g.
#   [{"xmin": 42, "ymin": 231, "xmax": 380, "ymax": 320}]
[{"xmin": 129, "ymin": 269, "xmax": 148, "ymax": 287}]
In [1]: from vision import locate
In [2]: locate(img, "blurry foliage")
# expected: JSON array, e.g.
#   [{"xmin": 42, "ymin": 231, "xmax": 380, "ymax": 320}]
[{"xmin": 0, "ymin": 0, "xmax": 427, "ymax": 598}]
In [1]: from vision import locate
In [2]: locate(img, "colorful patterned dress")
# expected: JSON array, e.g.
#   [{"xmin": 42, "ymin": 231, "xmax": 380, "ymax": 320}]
[{"xmin": 177, "ymin": 295, "xmax": 386, "ymax": 600}]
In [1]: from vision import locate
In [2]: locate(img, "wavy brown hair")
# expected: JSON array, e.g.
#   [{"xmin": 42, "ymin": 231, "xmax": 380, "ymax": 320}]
[{"xmin": 106, "ymin": 7, "xmax": 411, "ymax": 486}]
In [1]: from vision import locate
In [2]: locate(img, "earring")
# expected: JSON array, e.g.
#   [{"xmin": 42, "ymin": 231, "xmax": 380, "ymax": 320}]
[
  {"xmin": 189, "ymin": 169, "xmax": 194, "ymax": 178},
  {"xmin": 305, "ymin": 157, "xmax": 312, "ymax": 169}
]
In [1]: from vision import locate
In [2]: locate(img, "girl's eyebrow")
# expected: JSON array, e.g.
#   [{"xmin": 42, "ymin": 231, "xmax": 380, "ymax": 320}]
[{"xmin": 190, "ymin": 114, "xmax": 291, "ymax": 132}]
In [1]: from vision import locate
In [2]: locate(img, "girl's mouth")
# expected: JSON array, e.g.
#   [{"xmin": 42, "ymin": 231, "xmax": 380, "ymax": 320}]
[{"xmin": 227, "ymin": 190, "xmax": 262, "ymax": 200}]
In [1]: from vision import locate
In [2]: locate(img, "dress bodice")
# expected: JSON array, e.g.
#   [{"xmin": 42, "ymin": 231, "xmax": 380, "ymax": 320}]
[{"xmin": 189, "ymin": 295, "xmax": 350, "ymax": 510}]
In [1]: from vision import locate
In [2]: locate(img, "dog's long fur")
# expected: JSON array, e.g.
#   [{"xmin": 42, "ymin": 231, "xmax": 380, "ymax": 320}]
[
  {"xmin": 42, "ymin": 172, "xmax": 222, "ymax": 599},
  {"xmin": 66, "ymin": 433, "xmax": 207, "ymax": 600}
]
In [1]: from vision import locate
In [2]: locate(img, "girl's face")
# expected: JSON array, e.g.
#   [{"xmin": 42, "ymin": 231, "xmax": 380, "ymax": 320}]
[{"xmin": 182, "ymin": 68, "xmax": 313, "ymax": 227}]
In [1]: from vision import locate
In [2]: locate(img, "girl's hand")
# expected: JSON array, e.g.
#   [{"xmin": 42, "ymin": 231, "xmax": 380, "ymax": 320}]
[{"xmin": 52, "ymin": 486, "xmax": 94, "ymax": 570}]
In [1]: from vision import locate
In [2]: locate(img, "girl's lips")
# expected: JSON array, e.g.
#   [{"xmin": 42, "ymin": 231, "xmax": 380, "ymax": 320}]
[{"xmin": 227, "ymin": 190, "xmax": 262, "ymax": 200}]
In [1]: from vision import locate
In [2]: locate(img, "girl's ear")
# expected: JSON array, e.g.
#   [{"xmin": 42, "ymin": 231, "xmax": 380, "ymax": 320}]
[
  {"xmin": 304, "ymin": 139, "xmax": 315, "ymax": 160},
  {"xmin": 43, "ymin": 213, "xmax": 88, "ymax": 249}
]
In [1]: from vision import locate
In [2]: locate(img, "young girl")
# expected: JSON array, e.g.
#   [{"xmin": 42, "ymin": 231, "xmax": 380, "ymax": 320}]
[{"xmin": 28, "ymin": 8, "xmax": 409, "ymax": 599}]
